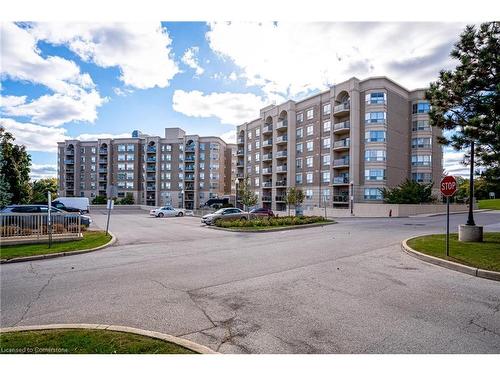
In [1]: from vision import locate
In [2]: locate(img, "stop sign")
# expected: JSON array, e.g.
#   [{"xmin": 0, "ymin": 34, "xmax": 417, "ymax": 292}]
[{"xmin": 440, "ymin": 176, "xmax": 457, "ymax": 197}]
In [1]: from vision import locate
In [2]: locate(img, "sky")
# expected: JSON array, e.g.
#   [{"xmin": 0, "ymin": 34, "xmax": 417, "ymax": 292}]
[{"xmin": 0, "ymin": 21, "xmax": 471, "ymax": 180}]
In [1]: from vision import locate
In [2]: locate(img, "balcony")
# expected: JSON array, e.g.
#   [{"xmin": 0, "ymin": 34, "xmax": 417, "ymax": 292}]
[
  {"xmin": 146, "ymin": 185, "xmax": 156, "ymax": 191},
  {"xmin": 147, "ymin": 146, "xmax": 156, "ymax": 153},
  {"xmin": 275, "ymin": 195, "xmax": 286, "ymax": 202},
  {"xmin": 333, "ymin": 102, "xmax": 350, "ymax": 116},
  {"xmin": 275, "ymin": 180, "xmax": 287, "ymax": 187},
  {"xmin": 99, "ymin": 184, "xmax": 107, "ymax": 190},
  {"xmin": 333, "ymin": 195, "xmax": 349, "ymax": 203},
  {"xmin": 98, "ymin": 168, "xmax": 107, "ymax": 173},
  {"xmin": 333, "ymin": 138, "xmax": 350, "ymax": 150},
  {"xmin": 276, "ymin": 135, "xmax": 288, "ymax": 144},
  {"xmin": 276, "ymin": 120, "xmax": 288, "ymax": 130},
  {"xmin": 333, "ymin": 176, "xmax": 350, "ymax": 185},
  {"xmin": 237, "ymin": 161, "xmax": 244, "ymax": 167},
  {"xmin": 262, "ymin": 195, "xmax": 272, "ymax": 202},
  {"xmin": 65, "ymin": 150, "xmax": 75, "ymax": 156},
  {"xmin": 262, "ymin": 125, "xmax": 272, "ymax": 134},
  {"xmin": 98, "ymin": 177, "xmax": 107, "ymax": 182},
  {"xmin": 237, "ymin": 137, "xmax": 245, "ymax": 144},
  {"xmin": 146, "ymin": 157, "xmax": 156, "ymax": 162},
  {"xmin": 99, "ymin": 149, "xmax": 108, "ymax": 155},
  {"xmin": 99, "ymin": 158, "xmax": 107, "ymax": 164},
  {"xmin": 262, "ymin": 181, "xmax": 272, "ymax": 188},
  {"xmin": 276, "ymin": 150, "xmax": 287, "ymax": 159},
  {"xmin": 276, "ymin": 165, "xmax": 287, "ymax": 173},
  {"xmin": 146, "ymin": 166, "xmax": 156, "ymax": 172},
  {"xmin": 262, "ymin": 139, "xmax": 273, "ymax": 147},
  {"xmin": 185, "ymin": 146, "xmax": 195, "ymax": 153},
  {"xmin": 236, "ymin": 173, "xmax": 245, "ymax": 178},
  {"xmin": 333, "ymin": 158, "xmax": 350, "ymax": 167},
  {"xmin": 333, "ymin": 121, "xmax": 350, "ymax": 134},
  {"xmin": 65, "ymin": 168, "xmax": 75, "ymax": 173},
  {"xmin": 237, "ymin": 149, "xmax": 245, "ymax": 155},
  {"xmin": 263, "ymin": 153, "xmax": 273, "ymax": 161},
  {"xmin": 146, "ymin": 176, "xmax": 155, "ymax": 181},
  {"xmin": 185, "ymin": 174, "xmax": 195, "ymax": 181},
  {"xmin": 64, "ymin": 159, "xmax": 74, "ymax": 165},
  {"xmin": 262, "ymin": 167, "xmax": 272, "ymax": 175},
  {"xmin": 185, "ymin": 184, "xmax": 195, "ymax": 191},
  {"xmin": 185, "ymin": 156, "xmax": 195, "ymax": 162}
]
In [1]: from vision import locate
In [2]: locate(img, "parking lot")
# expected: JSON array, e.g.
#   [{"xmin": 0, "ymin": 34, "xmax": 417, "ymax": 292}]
[{"xmin": 1, "ymin": 209, "xmax": 499, "ymax": 353}]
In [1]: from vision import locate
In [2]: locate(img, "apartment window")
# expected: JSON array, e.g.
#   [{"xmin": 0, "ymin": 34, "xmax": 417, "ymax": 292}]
[
  {"xmin": 365, "ymin": 169, "xmax": 386, "ymax": 181},
  {"xmin": 306, "ymin": 141, "xmax": 314, "ymax": 152},
  {"xmin": 365, "ymin": 131, "xmax": 386, "ymax": 143},
  {"xmin": 178, "ymin": 173, "xmax": 184, "ymax": 180},
  {"xmin": 178, "ymin": 182, "xmax": 183, "ymax": 190},
  {"xmin": 117, "ymin": 182, "xmax": 125, "ymax": 188},
  {"xmin": 199, "ymin": 181, "xmax": 205, "ymax": 189},
  {"xmin": 365, "ymin": 92, "xmax": 387, "ymax": 105},
  {"xmin": 323, "ymin": 103, "xmax": 331, "ymax": 115},
  {"xmin": 323, "ymin": 121, "xmax": 331, "ymax": 132},
  {"xmin": 91, "ymin": 165, "xmax": 96, "ymax": 172},
  {"xmin": 247, "ymin": 155, "xmax": 252, "ymax": 163},
  {"xmin": 322, "ymin": 154, "xmax": 331, "ymax": 166},
  {"xmin": 179, "ymin": 144, "xmax": 184, "ymax": 152},
  {"xmin": 412, "ymin": 120, "xmax": 431, "ymax": 131},
  {"xmin": 254, "ymin": 177, "xmax": 260, "ymax": 187},
  {"xmin": 126, "ymin": 172, "xmax": 134, "ymax": 180},
  {"xmin": 199, "ymin": 172, "xmax": 205, "ymax": 180},
  {"xmin": 127, "ymin": 154, "xmax": 134, "ymax": 161},
  {"xmin": 165, "ymin": 163, "xmax": 171, "ymax": 171},
  {"xmin": 255, "ymin": 165, "xmax": 260, "ymax": 174},
  {"xmin": 91, "ymin": 156, "xmax": 96, "ymax": 163},
  {"xmin": 306, "ymin": 108, "xmax": 314, "ymax": 120},
  {"xmin": 247, "ymin": 144, "xmax": 252, "ymax": 152},
  {"xmin": 198, "ymin": 144, "xmax": 204, "ymax": 152},
  {"xmin": 80, "ymin": 182, "xmax": 85, "ymax": 190},
  {"xmin": 411, "ymin": 137, "xmax": 432, "ymax": 149},
  {"xmin": 165, "ymin": 172, "xmax": 171, "ymax": 180},
  {"xmin": 118, "ymin": 154, "xmax": 126, "ymax": 161},
  {"xmin": 247, "ymin": 132, "xmax": 252, "ymax": 140},
  {"xmin": 365, "ymin": 111, "xmax": 386, "ymax": 124},
  {"xmin": 91, "ymin": 147, "xmax": 96, "ymax": 154},
  {"xmin": 364, "ymin": 188, "xmax": 383, "ymax": 200},
  {"xmin": 296, "ymin": 128, "xmax": 303, "ymax": 139},
  {"xmin": 255, "ymin": 153, "xmax": 260, "ymax": 162},
  {"xmin": 412, "ymin": 101, "xmax": 431, "ymax": 114},
  {"xmin": 306, "ymin": 172, "xmax": 313, "ymax": 184},
  {"xmin": 81, "ymin": 156, "xmax": 85, "ymax": 163},
  {"xmin": 412, "ymin": 172, "xmax": 432, "ymax": 183},
  {"xmin": 118, "ymin": 163, "xmax": 126, "ymax": 171},
  {"xmin": 166, "ymin": 144, "xmax": 172, "ymax": 152},
  {"xmin": 306, "ymin": 125, "xmax": 314, "ymax": 136},
  {"xmin": 126, "ymin": 182, "xmax": 133, "ymax": 189},
  {"xmin": 306, "ymin": 156, "xmax": 313, "ymax": 168},
  {"xmin": 255, "ymin": 128, "xmax": 260, "ymax": 137},
  {"xmin": 126, "ymin": 163, "xmax": 134, "ymax": 170},
  {"xmin": 117, "ymin": 144, "xmax": 126, "ymax": 152},
  {"xmin": 322, "ymin": 171, "xmax": 330, "ymax": 183},
  {"xmin": 296, "ymin": 113, "xmax": 304, "ymax": 123},
  {"xmin": 296, "ymin": 143, "xmax": 303, "ymax": 154},
  {"xmin": 411, "ymin": 154, "xmax": 432, "ymax": 166},
  {"xmin": 323, "ymin": 138, "xmax": 331, "ymax": 149},
  {"xmin": 91, "ymin": 182, "xmax": 96, "ymax": 189},
  {"xmin": 306, "ymin": 189, "xmax": 313, "ymax": 199},
  {"xmin": 126, "ymin": 144, "xmax": 135, "ymax": 151},
  {"xmin": 296, "ymin": 173, "xmax": 303, "ymax": 184},
  {"xmin": 255, "ymin": 140, "xmax": 260, "ymax": 148},
  {"xmin": 81, "ymin": 147, "xmax": 85, "ymax": 154},
  {"xmin": 296, "ymin": 158, "xmax": 303, "ymax": 169},
  {"xmin": 365, "ymin": 149, "xmax": 386, "ymax": 162}
]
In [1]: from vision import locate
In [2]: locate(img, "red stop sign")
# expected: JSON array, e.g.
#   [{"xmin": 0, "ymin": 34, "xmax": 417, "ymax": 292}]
[{"xmin": 440, "ymin": 176, "xmax": 457, "ymax": 197}]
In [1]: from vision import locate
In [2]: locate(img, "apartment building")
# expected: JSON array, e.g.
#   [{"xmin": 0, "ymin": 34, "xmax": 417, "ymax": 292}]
[
  {"xmin": 57, "ymin": 128, "xmax": 236, "ymax": 208},
  {"xmin": 236, "ymin": 76, "xmax": 443, "ymax": 211}
]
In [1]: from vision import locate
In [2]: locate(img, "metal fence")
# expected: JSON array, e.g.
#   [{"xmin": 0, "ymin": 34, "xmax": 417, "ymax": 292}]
[{"xmin": 0, "ymin": 213, "xmax": 82, "ymax": 243}]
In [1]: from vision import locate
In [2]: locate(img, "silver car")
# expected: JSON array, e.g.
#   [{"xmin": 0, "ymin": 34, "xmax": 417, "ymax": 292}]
[
  {"xmin": 150, "ymin": 206, "xmax": 185, "ymax": 218},
  {"xmin": 201, "ymin": 207, "xmax": 248, "ymax": 225}
]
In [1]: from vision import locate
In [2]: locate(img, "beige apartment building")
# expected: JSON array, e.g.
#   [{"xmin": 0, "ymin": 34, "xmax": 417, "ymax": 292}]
[
  {"xmin": 57, "ymin": 128, "xmax": 236, "ymax": 208},
  {"xmin": 236, "ymin": 76, "xmax": 443, "ymax": 211}
]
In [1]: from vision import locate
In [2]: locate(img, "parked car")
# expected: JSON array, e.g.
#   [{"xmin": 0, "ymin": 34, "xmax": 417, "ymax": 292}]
[
  {"xmin": 0, "ymin": 205, "xmax": 92, "ymax": 227},
  {"xmin": 201, "ymin": 207, "xmax": 247, "ymax": 226},
  {"xmin": 202, "ymin": 198, "xmax": 230, "ymax": 209},
  {"xmin": 149, "ymin": 206, "xmax": 185, "ymax": 218},
  {"xmin": 249, "ymin": 207, "xmax": 275, "ymax": 218},
  {"xmin": 50, "ymin": 201, "xmax": 83, "ymax": 214},
  {"xmin": 53, "ymin": 197, "xmax": 90, "ymax": 213}
]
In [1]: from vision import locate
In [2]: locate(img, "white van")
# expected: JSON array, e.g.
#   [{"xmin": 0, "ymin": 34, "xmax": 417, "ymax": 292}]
[{"xmin": 53, "ymin": 197, "xmax": 90, "ymax": 213}]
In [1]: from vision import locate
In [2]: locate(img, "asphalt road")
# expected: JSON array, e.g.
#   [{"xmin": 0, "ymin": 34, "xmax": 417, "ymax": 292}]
[{"xmin": 1, "ymin": 210, "xmax": 499, "ymax": 353}]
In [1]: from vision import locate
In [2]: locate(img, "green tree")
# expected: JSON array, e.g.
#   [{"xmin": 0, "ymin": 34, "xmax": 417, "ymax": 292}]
[
  {"xmin": 31, "ymin": 178, "xmax": 58, "ymax": 203},
  {"xmin": 0, "ymin": 127, "xmax": 32, "ymax": 204},
  {"xmin": 0, "ymin": 150, "xmax": 13, "ymax": 207},
  {"xmin": 92, "ymin": 195, "xmax": 107, "ymax": 204},
  {"xmin": 284, "ymin": 187, "xmax": 297, "ymax": 216},
  {"xmin": 425, "ymin": 22, "xmax": 500, "ymax": 181},
  {"xmin": 119, "ymin": 193, "xmax": 135, "ymax": 205},
  {"xmin": 237, "ymin": 176, "xmax": 258, "ymax": 212},
  {"xmin": 380, "ymin": 179, "xmax": 435, "ymax": 204}
]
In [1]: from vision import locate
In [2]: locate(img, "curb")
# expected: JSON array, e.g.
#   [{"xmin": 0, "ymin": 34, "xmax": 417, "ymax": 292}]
[
  {"xmin": 409, "ymin": 209, "xmax": 492, "ymax": 218},
  {"xmin": 206, "ymin": 220, "xmax": 336, "ymax": 233},
  {"xmin": 0, "ymin": 323, "xmax": 217, "ymax": 354},
  {"xmin": 401, "ymin": 236, "xmax": 500, "ymax": 282},
  {"xmin": 0, "ymin": 231, "xmax": 117, "ymax": 264}
]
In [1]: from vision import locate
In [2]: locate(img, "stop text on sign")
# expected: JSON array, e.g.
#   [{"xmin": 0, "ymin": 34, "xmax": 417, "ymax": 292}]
[{"xmin": 440, "ymin": 176, "xmax": 457, "ymax": 197}]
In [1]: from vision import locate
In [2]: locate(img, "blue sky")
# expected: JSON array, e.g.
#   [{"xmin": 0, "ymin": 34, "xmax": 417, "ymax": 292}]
[{"xmin": 0, "ymin": 21, "xmax": 471, "ymax": 179}]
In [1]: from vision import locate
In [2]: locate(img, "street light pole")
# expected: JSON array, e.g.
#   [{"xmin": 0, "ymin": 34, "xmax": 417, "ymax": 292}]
[{"xmin": 466, "ymin": 140, "xmax": 475, "ymax": 226}]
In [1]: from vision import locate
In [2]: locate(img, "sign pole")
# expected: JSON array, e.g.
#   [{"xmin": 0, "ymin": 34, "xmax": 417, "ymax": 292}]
[
  {"xmin": 105, "ymin": 199, "xmax": 113, "ymax": 236},
  {"xmin": 48, "ymin": 191, "xmax": 52, "ymax": 248},
  {"xmin": 446, "ymin": 196, "xmax": 450, "ymax": 257}
]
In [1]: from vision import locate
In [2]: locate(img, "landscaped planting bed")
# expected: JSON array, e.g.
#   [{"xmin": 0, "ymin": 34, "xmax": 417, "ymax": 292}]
[{"xmin": 214, "ymin": 215, "xmax": 333, "ymax": 230}]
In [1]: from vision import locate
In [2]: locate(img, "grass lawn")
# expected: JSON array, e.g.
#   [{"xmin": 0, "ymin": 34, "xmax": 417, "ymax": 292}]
[
  {"xmin": 1, "ymin": 231, "xmax": 111, "ymax": 260},
  {"xmin": 219, "ymin": 220, "xmax": 335, "ymax": 232},
  {"xmin": 478, "ymin": 199, "xmax": 500, "ymax": 210},
  {"xmin": 407, "ymin": 232, "xmax": 500, "ymax": 272},
  {"xmin": 0, "ymin": 329, "xmax": 195, "ymax": 354}
]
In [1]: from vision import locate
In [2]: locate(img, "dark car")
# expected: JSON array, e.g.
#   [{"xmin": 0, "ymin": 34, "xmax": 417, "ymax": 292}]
[
  {"xmin": 250, "ymin": 207, "xmax": 275, "ymax": 218},
  {"xmin": 51, "ymin": 201, "xmax": 83, "ymax": 214},
  {"xmin": 203, "ymin": 198, "xmax": 230, "ymax": 209},
  {"xmin": 1, "ymin": 205, "xmax": 92, "ymax": 227}
]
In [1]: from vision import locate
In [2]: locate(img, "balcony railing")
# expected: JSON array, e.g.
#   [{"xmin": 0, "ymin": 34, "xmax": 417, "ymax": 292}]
[
  {"xmin": 65, "ymin": 169, "xmax": 75, "ymax": 173},
  {"xmin": 275, "ymin": 180, "xmax": 287, "ymax": 187},
  {"xmin": 237, "ymin": 161, "xmax": 244, "ymax": 166},
  {"xmin": 64, "ymin": 160, "xmax": 74, "ymax": 165},
  {"xmin": 275, "ymin": 195, "xmax": 286, "ymax": 202},
  {"xmin": 236, "ymin": 173, "xmax": 244, "ymax": 178},
  {"xmin": 262, "ymin": 139, "xmax": 273, "ymax": 147},
  {"xmin": 146, "ymin": 166, "xmax": 156, "ymax": 172},
  {"xmin": 147, "ymin": 146, "xmax": 156, "ymax": 153},
  {"xmin": 276, "ymin": 165, "xmax": 287, "ymax": 173},
  {"xmin": 147, "ymin": 157, "xmax": 156, "ymax": 162},
  {"xmin": 262, "ymin": 167, "xmax": 272, "ymax": 174},
  {"xmin": 276, "ymin": 120, "xmax": 288, "ymax": 130},
  {"xmin": 185, "ymin": 156, "xmax": 195, "ymax": 162},
  {"xmin": 98, "ymin": 168, "xmax": 107, "ymax": 173},
  {"xmin": 262, "ymin": 125, "xmax": 273, "ymax": 133},
  {"xmin": 333, "ymin": 195, "xmax": 349, "ymax": 203},
  {"xmin": 262, "ymin": 196, "xmax": 272, "ymax": 202},
  {"xmin": 146, "ymin": 185, "xmax": 156, "ymax": 191},
  {"xmin": 65, "ymin": 150, "xmax": 75, "ymax": 156},
  {"xmin": 262, "ymin": 181, "xmax": 272, "ymax": 188},
  {"xmin": 99, "ymin": 149, "xmax": 108, "ymax": 155},
  {"xmin": 333, "ymin": 176, "xmax": 350, "ymax": 184},
  {"xmin": 334, "ymin": 121, "xmax": 350, "ymax": 132},
  {"xmin": 276, "ymin": 150, "xmax": 287, "ymax": 158},
  {"xmin": 185, "ymin": 174, "xmax": 195, "ymax": 181},
  {"xmin": 237, "ymin": 149, "xmax": 244, "ymax": 155},
  {"xmin": 237, "ymin": 137, "xmax": 245, "ymax": 144},
  {"xmin": 263, "ymin": 153, "xmax": 273, "ymax": 161},
  {"xmin": 333, "ymin": 102, "xmax": 350, "ymax": 115},
  {"xmin": 99, "ymin": 158, "xmax": 108, "ymax": 164},
  {"xmin": 185, "ymin": 146, "xmax": 195, "ymax": 153},
  {"xmin": 276, "ymin": 135, "xmax": 288, "ymax": 144},
  {"xmin": 334, "ymin": 139, "xmax": 350, "ymax": 149},
  {"xmin": 333, "ymin": 158, "xmax": 350, "ymax": 167}
]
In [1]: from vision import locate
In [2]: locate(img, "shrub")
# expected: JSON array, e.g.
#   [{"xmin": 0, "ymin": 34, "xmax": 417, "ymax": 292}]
[
  {"xmin": 92, "ymin": 196, "xmax": 107, "ymax": 204},
  {"xmin": 214, "ymin": 215, "xmax": 328, "ymax": 228}
]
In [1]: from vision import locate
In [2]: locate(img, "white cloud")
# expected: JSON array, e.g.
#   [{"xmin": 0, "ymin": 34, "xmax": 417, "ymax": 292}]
[
  {"xmin": 443, "ymin": 149, "xmax": 470, "ymax": 177},
  {"xmin": 207, "ymin": 22, "xmax": 467, "ymax": 98},
  {"xmin": 172, "ymin": 90, "xmax": 267, "ymax": 125},
  {"xmin": 30, "ymin": 164, "xmax": 58, "ymax": 180},
  {"xmin": 75, "ymin": 132, "xmax": 131, "ymax": 141},
  {"xmin": 228, "ymin": 72, "xmax": 237, "ymax": 81},
  {"xmin": 220, "ymin": 129, "xmax": 236, "ymax": 144},
  {"xmin": 0, "ymin": 118, "xmax": 67, "ymax": 152},
  {"xmin": 28, "ymin": 22, "xmax": 180, "ymax": 89},
  {"xmin": 182, "ymin": 46, "xmax": 204, "ymax": 75},
  {"xmin": 1, "ymin": 91, "xmax": 107, "ymax": 126}
]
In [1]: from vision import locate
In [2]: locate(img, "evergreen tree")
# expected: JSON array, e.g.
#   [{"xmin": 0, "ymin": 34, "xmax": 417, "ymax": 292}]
[
  {"xmin": 0, "ymin": 150, "xmax": 13, "ymax": 207},
  {"xmin": 380, "ymin": 179, "xmax": 435, "ymax": 204}
]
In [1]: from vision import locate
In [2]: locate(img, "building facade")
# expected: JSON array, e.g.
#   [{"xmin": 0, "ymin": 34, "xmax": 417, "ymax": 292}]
[
  {"xmin": 57, "ymin": 128, "xmax": 236, "ymax": 208},
  {"xmin": 236, "ymin": 76, "xmax": 443, "ymax": 211}
]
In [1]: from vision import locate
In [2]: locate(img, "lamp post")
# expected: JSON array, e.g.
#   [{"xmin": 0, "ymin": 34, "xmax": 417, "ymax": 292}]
[
  {"xmin": 466, "ymin": 140, "xmax": 475, "ymax": 226},
  {"xmin": 350, "ymin": 181, "xmax": 354, "ymax": 215}
]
